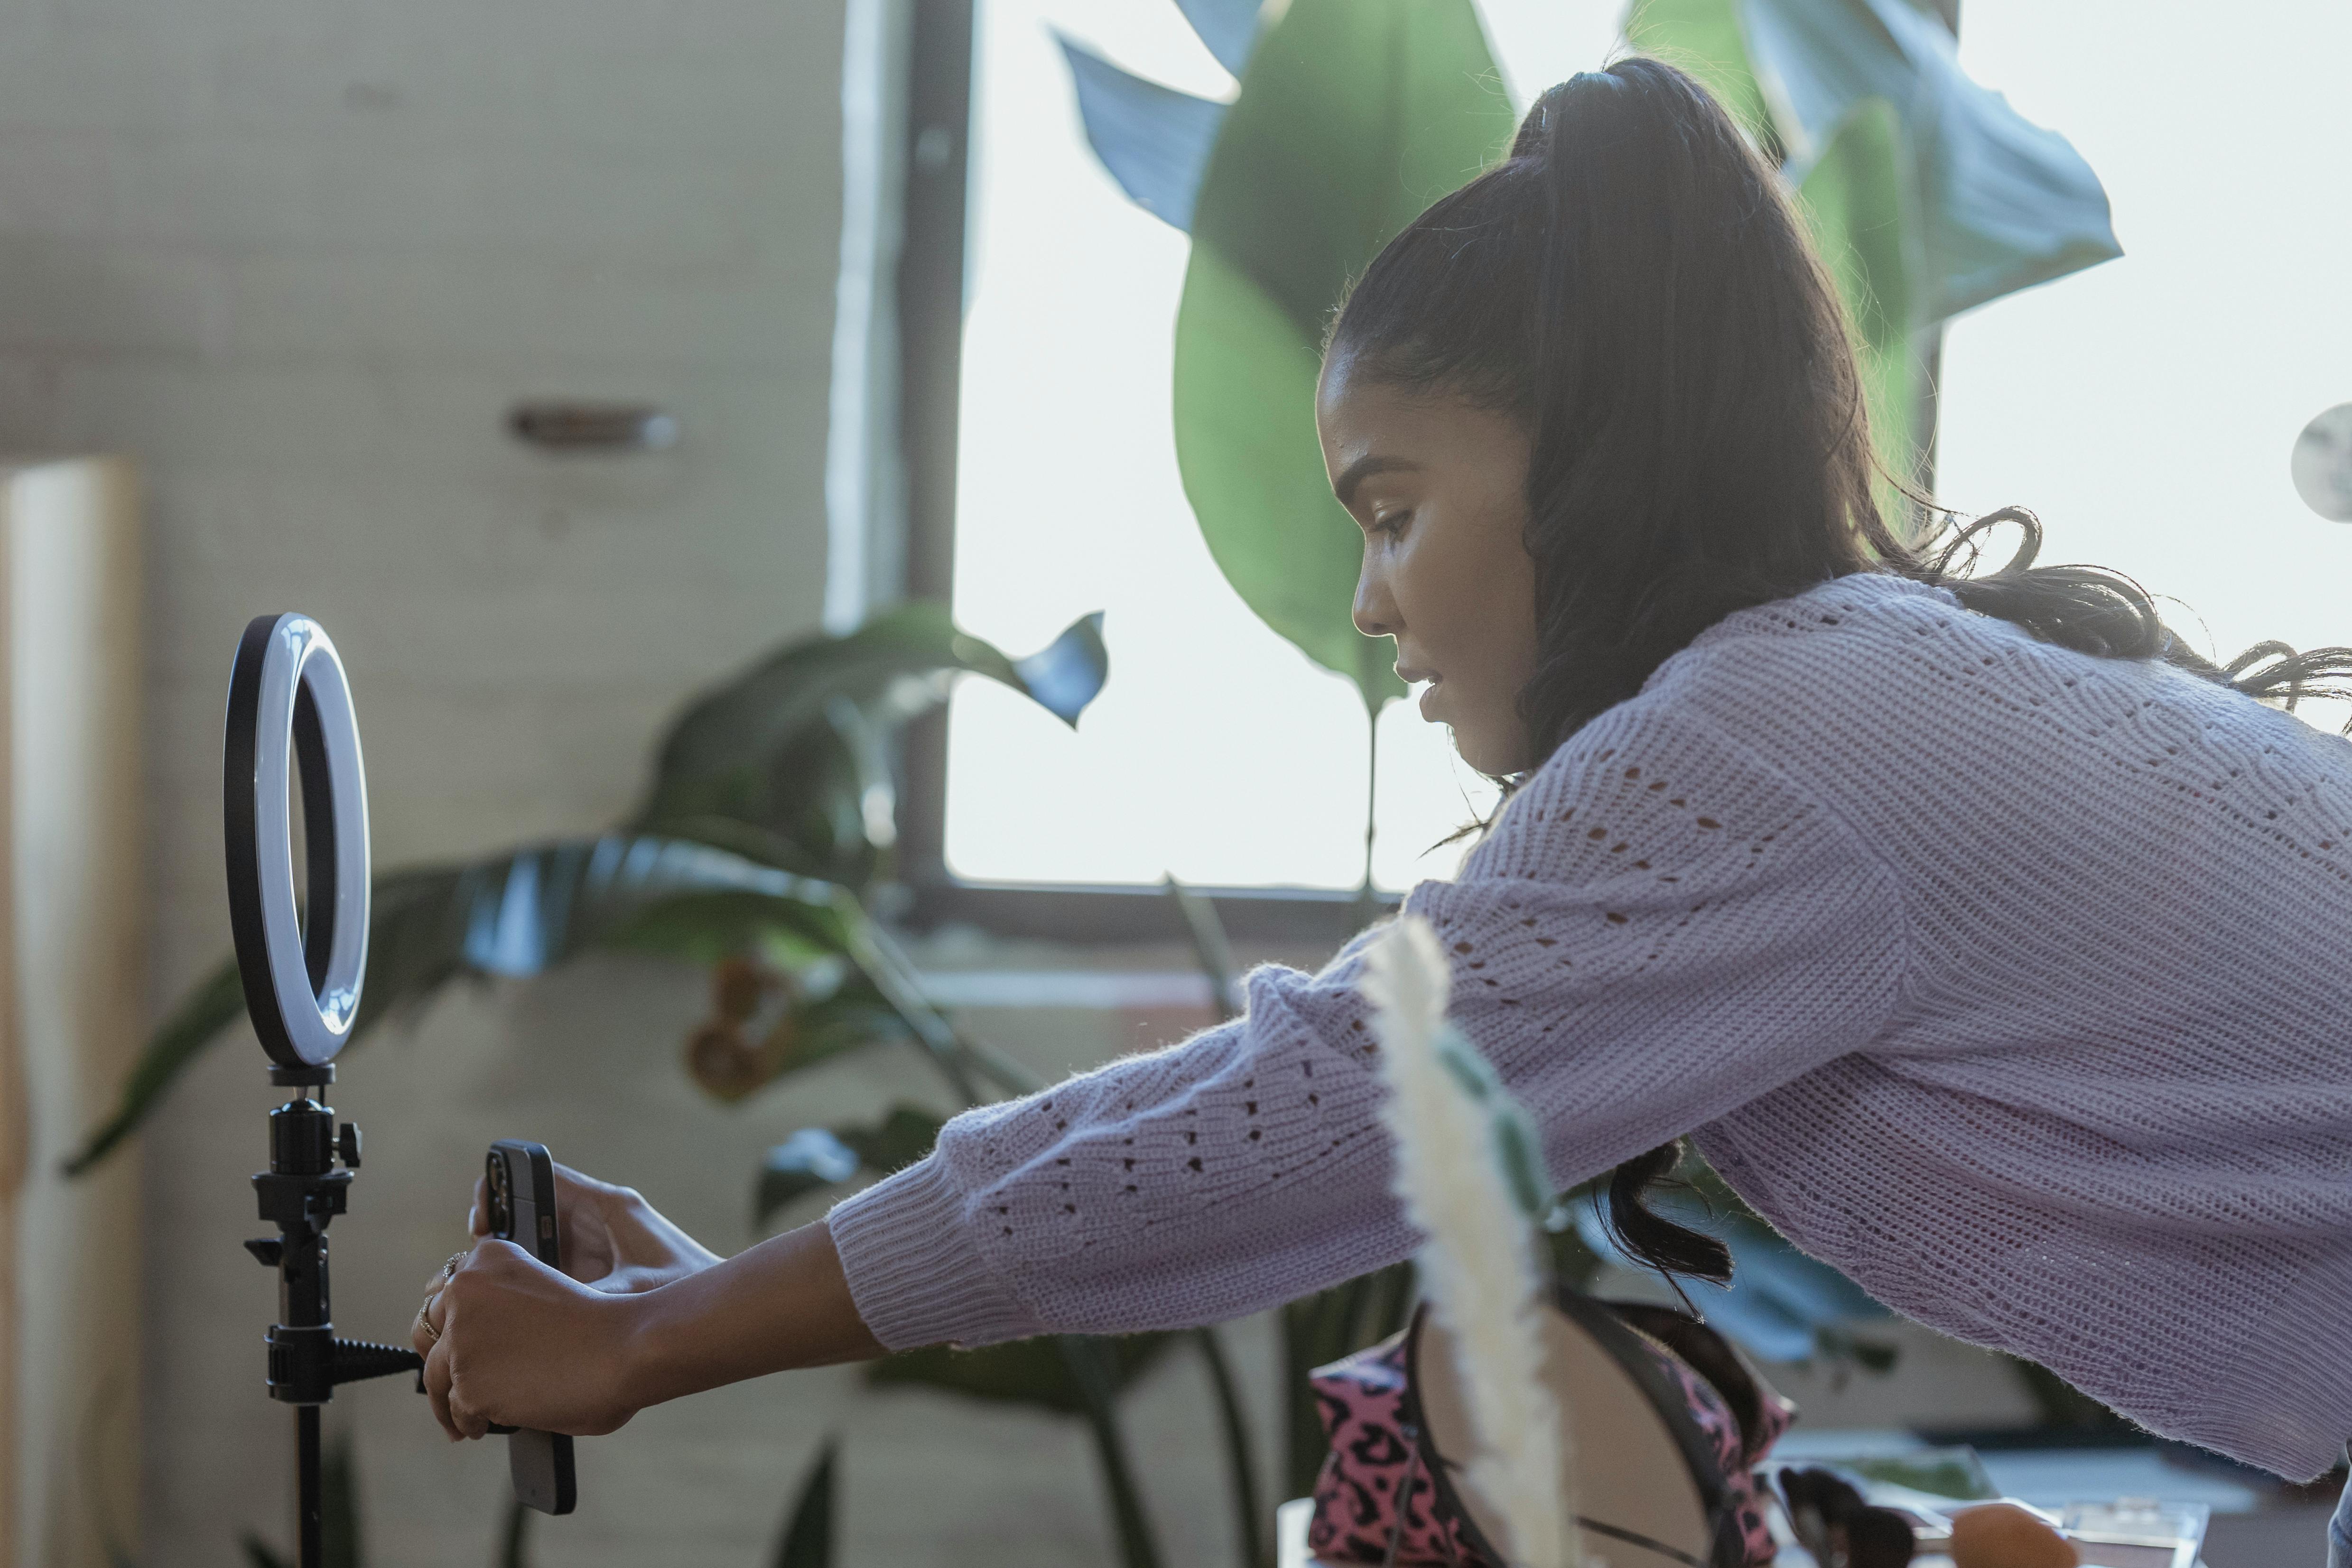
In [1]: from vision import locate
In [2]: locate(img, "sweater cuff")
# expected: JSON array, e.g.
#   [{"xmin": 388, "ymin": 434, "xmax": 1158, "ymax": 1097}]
[{"xmin": 826, "ymin": 1154, "xmax": 1049, "ymax": 1351}]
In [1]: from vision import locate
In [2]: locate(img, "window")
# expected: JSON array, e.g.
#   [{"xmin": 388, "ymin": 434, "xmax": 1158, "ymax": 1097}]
[{"xmin": 883, "ymin": 0, "xmax": 2352, "ymax": 935}]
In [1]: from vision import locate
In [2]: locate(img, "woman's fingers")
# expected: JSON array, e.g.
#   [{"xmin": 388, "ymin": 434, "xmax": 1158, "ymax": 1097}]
[
  {"xmin": 416, "ymin": 1237, "xmax": 639, "ymax": 1439},
  {"xmin": 446, "ymin": 1374, "xmax": 491, "ymax": 1441},
  {"xmin": 410, "ymin": 1293, "xmax": 440, "ymax": 1361},
  {"xmin": 469, "ymin": 1174, "xmax": 489, "ymax": 1237},
  {"xmin": 426, "ymin": 1257, "xmax": 496, "ymax": 1439},
  {"xmin": 422, "ymin": 1337, "xmax": 462, "ymax": 1442}
]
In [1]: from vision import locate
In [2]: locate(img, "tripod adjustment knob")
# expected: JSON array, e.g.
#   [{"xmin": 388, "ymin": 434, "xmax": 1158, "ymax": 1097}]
[
  {"xmin": 244, "ymin": 1237, "xmax": 284, "ymax": 1268},
  {"xmin": 337, "ymin": 1123, "xmax": 362, "ymax": 1169}
]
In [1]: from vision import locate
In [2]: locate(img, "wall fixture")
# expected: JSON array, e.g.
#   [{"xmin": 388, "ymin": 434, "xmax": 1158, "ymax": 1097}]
[{"xmin": 506, "ymin": 401, "xmax": 679, "ymax": 453}]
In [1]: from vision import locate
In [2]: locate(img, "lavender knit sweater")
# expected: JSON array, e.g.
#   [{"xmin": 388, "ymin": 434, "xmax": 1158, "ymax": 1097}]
[{"xmin": 830, "ymin": 571, "xmax": 2352, "ymax": 1479}]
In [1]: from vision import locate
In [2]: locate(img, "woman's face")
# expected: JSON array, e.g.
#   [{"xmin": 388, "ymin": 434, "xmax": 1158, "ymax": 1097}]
[{"xmin": 1316, "ymin": 357, "xmax": 1541, "ymax": 775}]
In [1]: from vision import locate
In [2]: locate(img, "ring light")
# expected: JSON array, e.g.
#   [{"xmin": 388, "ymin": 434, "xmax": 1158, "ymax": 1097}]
[{"xmin": 224, "ymin": 612, "xmax": 371, "ymax": 1070}]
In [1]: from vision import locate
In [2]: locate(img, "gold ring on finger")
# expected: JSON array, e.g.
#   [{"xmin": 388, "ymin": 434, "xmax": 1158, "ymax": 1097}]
[{"xmin": 415, "ymin": 1301, "xmax": 442, "ymax": 1345}]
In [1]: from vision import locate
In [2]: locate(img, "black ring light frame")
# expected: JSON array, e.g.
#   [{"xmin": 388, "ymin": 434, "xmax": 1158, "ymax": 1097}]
[
  {"xmin": 228, "ymin": 613, "xmax": 421, "ymax": 1568},
  {"xmin": 225, "ymin": 612, "xmax": 370, "ymax": 1072}
]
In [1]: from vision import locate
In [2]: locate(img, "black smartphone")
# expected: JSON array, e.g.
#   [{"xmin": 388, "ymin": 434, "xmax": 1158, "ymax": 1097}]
[{"xmin": 483, "ymin": 1139, "xmax": 578, "ymax": 1516}]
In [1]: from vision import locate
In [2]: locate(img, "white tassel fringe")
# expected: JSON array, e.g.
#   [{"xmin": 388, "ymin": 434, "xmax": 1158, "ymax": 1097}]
[{"xmin": 1363, "ymin": 915, "xmax": 1576, "ymax": 1568}]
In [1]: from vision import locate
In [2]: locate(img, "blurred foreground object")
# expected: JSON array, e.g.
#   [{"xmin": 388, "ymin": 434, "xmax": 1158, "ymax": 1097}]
[
  {"xmin": 1949, "ymin": 1500, "xmax": 2075, "ymax": 1567},
  {"xmin": 1364, "ymin": 915, "xmax": 1573, "ymax": 1568},
  {"xmin": 2293, "ymin": 402, "xmax": 2352, "ymax": 521},
  {"xmin": 0, "ymin": 458, "xmax": 143, "ymax": 1568}
]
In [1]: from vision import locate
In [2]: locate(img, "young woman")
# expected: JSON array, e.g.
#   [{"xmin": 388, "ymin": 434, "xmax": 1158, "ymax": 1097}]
[{"xmin": 414, "ymin": 57, "xmax": 2352, "ymax": 1558}]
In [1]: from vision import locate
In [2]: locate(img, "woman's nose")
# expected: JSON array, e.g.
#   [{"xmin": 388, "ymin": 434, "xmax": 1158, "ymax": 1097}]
[{"xmin": 1353, "ymin": 555, "xmax": 1398, "ymax": 639}]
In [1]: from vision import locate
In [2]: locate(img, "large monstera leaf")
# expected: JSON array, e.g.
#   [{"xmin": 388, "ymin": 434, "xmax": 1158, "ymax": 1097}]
[
  {"xmin": 1059, "ymin": 0, "xmax": 1508, "ymax": 714},
  {"xmin": 1629, "ymin": 0, "xmax": 2119, "ymax": 486},
  {"xmin": 1628, "ymin": 0, "xmax": 2119, "ymax": 322},
  {"xmin": 1073, "ymin": 0, "xmax": 2114, "ymax": 579},
  {"xmin": 1797, "ymin": 96, "xmax": 1926, "ymax": 497},
  {"xmin": 1175, "ymin": 0, "xmax": 1513, "ymax": 713},
  {"xmin": 68, "ymin": 608, "xmax": 1107, "ymax": 1174},
  {"xmin": 634, "ymin": 604, "xmax": 1106, "ymax": 885},
  {"xmin": 65, "ymin": 838, "xmax": 864, "ymax": 1174}
]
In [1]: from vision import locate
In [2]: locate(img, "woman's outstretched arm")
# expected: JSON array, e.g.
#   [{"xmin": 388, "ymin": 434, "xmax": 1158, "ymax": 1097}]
[
  {"xmin": 827, "ymin": 698, "xmax": 1904, "ymax": 1351},
  {"xmin": 421, "ymin": 691, "xmax": 1903, "ymax": 1434}
]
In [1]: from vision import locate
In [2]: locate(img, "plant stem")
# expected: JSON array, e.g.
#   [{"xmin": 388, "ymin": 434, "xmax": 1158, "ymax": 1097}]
[
  {"xmin": 1164, "ymin": 877, "xmax": 1242, "ymax": 1021},
  {"xmin": 841, "ymin": 908, "xmax": 1041, "ymax": 1100},
  {"xmin": 1056, "ymin": 1337, "xmax": 1166, "ymax": 1568},
  {"xmin": 499, "ymin": 1497, "xmax": 530, "ymax": 1568},
  {"xmin": 1192, "ymin": 1327, "xmax": 1267, "ymax": 1568},
  {"xmin": 1349, "ymin": 701, "xmax": 1382, "ymax": 931}
]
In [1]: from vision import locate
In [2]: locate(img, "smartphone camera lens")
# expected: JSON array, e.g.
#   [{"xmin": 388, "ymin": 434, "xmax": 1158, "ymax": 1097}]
[{"xmin": 484, "ymin": 1152, "xmax": 512, "ymax": 1238}]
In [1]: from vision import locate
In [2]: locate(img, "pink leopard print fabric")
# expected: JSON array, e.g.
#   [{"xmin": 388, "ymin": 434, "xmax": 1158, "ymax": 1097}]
[
  {"xmin": 1305, "ymin": 1325, "xmax": 1789, "ymax": 1567},
  {"xmin": 1305, "ymin": 1334, "xmax": 1484, "ymax": 1565}
]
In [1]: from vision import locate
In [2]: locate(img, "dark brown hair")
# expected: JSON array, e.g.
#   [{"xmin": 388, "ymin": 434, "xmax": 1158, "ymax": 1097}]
[{"xmin": 1328, "ymin": 58, "xmax": 2352, "ymax": 1282}]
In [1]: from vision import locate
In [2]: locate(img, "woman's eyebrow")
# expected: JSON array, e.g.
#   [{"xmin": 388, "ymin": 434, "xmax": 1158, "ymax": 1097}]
[{"xmin": 1332, "ymin": 454, "xmax": 1422, "ymax": 507}]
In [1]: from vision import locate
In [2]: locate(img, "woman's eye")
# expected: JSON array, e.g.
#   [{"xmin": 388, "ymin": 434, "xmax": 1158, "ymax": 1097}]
[{"xmin": 1372, "ymin": 511, "xmax": 1412, "ymax": 538}]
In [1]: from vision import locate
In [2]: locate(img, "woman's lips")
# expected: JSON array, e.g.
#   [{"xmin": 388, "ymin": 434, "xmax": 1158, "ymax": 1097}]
[{"xmin": 1417, "ymin": 677, "xmax": 1443, "ymax": 719}]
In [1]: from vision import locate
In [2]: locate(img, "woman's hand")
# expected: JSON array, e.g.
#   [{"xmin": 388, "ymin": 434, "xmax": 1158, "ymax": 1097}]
[
  {"xmin": 410, "ymin": 1217, "xmax": 886, "ymax": 1440},
  {"xmin": 414, "ymin": 1240, "xmax": 648, "ymax": 1439},
  {"xmin": 468, "ymin": 1163, "xmax": 720, "ymax": 1295}
]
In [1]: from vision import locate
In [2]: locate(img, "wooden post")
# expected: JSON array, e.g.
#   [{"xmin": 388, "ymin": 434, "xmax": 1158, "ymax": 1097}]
[{"xmin": 0, "ymin": 458, "xmax": 144, "ymax": 1568}]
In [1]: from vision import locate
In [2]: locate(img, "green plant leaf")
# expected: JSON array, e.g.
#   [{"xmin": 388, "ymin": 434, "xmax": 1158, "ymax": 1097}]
[
  {"xmin": 1566, "ymin": 1155, "xmax": 1893, "ymax": 1364},
  {"xmin": 1431, "ymin": 1024, "xmax": 1552, "ymax": 1221},
  {"xmin": 1628, "ymin": 0, "xmax": 2117, "ymax": 325},
  {"xmin": 69, "ymin": 959, "xmax": 245, "ymax": 1176},
  {"xmin": 1176, "ymin": 0, "xmax": 1261, "ymax": 77},
  {"xmin": 771, "ymin": 1439, "xmax": 838, "ymax": 1568},
  {"xmin": 1053, "ymin": 1335, "xmax": 1166, "ymax": 1568},
  {"xmin": 1172, "ymin": 0, "xmax": 1512, "ymax": 713},
  {"xmin": 873, "ymin": 1335, "xmax": 1171, "ymax": 1568},
  {"xmin": 635, "ymin": 605, "xmax": 1106, "ymax": 881},
  {"xmin": 1739, "ymin": 0, "xmax": 2117, "ymax": 319},
  {"xmin": 1624, "ymin": 0, "xmax": 1780, "ymax": 150},
  {"xmin": 755, "ymin": 1104, "xmax": 946, "ymax": 1226},
  {"xmin": 1191, "ymin": 1327, "xmax": 1266, "ymax": 1568},
  {"xmin": 66, "ymin": 838, "xmax": 867, "ymax": 1174},
  {"xmin": 1060, "ymin": 37, "xmax": 1227, "ymax": 232},
  {"xmin": 867, "ymin": 1332, "xmax": 1172, "ymax": 1416},
  {"xmin": 1796, "ymin": 97, "xmax": 1924, "ymax": 492}
]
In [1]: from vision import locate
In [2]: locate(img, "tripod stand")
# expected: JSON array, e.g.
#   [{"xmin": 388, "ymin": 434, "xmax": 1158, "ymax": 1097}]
[
  {"xmin": 244, "ymin": 1061, "xmax": 419, "ymax": 1564},
  {"xmin": 226, "ymin": 613, "xmax": 418, "ymax": 1568}
]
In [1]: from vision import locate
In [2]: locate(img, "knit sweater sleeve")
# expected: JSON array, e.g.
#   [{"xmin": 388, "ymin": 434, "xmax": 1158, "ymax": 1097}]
[{"xmin": 826, "ymin": 696, "xmax": 1907, "ymax": 1350}]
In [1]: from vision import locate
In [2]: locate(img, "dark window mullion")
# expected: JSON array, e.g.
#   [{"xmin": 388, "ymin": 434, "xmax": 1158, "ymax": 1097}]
[{"xmin": 893, "ymin": 0, "xmax": 974, "ymax": 887}]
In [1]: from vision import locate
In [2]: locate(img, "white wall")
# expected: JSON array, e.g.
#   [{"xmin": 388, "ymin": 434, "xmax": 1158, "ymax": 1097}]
[{"xmin": 0, "ymin": 0, "xmax": 846, "ymax": 1559}]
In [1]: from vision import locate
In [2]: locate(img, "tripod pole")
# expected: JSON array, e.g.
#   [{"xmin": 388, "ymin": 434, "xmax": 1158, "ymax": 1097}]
[
  {"xmin": 247, "ymin": 1066, "xmax": 423, "ymax": 1566},
  {"xmin": 298, "ymin": 1405, "xmax": 324, "ymax": 1568}
]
